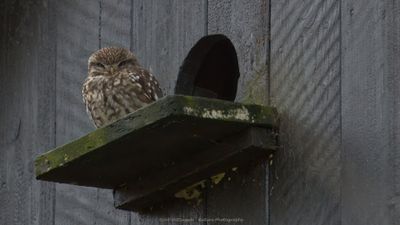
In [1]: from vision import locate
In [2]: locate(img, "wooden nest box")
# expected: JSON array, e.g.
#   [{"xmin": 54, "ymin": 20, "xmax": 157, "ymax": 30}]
[{"xmin": 35, "ymin": 34, "xmax": 279, "ymax": 212}]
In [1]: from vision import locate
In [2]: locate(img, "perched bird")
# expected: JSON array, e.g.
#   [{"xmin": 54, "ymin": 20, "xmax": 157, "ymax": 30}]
[{"xmin": 82, "ymin": 47, "xmax": 163, "ymax": 128}]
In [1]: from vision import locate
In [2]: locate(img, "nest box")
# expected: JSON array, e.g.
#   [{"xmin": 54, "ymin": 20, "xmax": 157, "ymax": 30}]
[{"xmin": 35, "ymin": 34, "xmax": 279, "ymax": 212}]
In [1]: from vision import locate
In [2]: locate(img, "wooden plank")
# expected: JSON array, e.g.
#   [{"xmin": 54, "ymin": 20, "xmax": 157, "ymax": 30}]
[
  {"xmin": 269, "ymin": 0, "xmax": 341, "ymax": 224},
  {"xmin": 206, "ymin": 1, "xmax": 270, "ymax": 225},
  {"xmin": 0, "ymin": 1, "xmax": 13, "ymax": 224},
  {"xmin": 130, "ymin": 1, "xmax": 207, "ymax": 224},
  {"xmin": 341, "ymin": 1, "xmax": 400, "ymax": 224},
  {"xmin": 131, "ymin": 0, "xmax": 207, "ymax": 96},
  {"xmin": 0, "ymin": 0, "xmax": 16, "ymax": 203},
  {"xmin": 0, "ymin": 0, "xmax": 56, "ymax": 224},
  {"xmin": 53, "ymin": 1, "xmax": 102, "ymax": 224},
  {"xmin": 0, "ymin": 1, "xmax": 8, "ymax": 222},
  {"xmin": 95, "ymin": 0, "xmax": 133, "ymax": 224},
  {"xmin": 36, "ymin": 95, "xmax": 278, "ymax": 187},
  {"xmin": 101, "ymin": 0, "xmax": 132, "ymax": 49}
]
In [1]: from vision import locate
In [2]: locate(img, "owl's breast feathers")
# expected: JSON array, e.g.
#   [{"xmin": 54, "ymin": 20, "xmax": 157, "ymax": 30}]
[{"xmin": 82, "ymin": 69, "xmax": 163, "ymax": 128}]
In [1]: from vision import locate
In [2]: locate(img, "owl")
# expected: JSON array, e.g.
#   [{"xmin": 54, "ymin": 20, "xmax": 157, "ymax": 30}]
[{"xmin": 82, "ymin": 47, "xmax": 163, "ymax": 128}]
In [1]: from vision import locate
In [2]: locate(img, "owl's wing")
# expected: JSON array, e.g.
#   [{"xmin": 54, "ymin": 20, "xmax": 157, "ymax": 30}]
[
  {"xmin": 82, "ymin": 78, "xmax": 100, "ymax": 128},
  {"xmin": 128, "ymin": 68, "xmax": 163, "ymax": 102}
]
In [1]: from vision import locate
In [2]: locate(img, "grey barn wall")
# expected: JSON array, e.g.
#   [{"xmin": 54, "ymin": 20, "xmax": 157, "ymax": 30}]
[
  {"xmin": 341, "ymin": 0, "xmax": 400, "ymax": 224},
  {"xmin": 1, "ymin": 0, "xmax": 400, "ymax": 225},
  {"xmin": 0, "ymin": 1, "xmax": 56, "ymax": 225},
  {"xmin": 130, "ymin": 1, "xmax": 208, "ymax": 224},
  {"xmin": 269, "ymin": 0, "xmax": 341, "ymax": 224},
  {"xmin": 206, "ymin": 1, "xmax": 270, "ymax": 225}
]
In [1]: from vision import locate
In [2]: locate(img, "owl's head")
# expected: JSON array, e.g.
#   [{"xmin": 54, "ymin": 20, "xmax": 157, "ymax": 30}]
[{"xmin": 88, "ymin": 47, "xmax": 140, "ymax": 77}]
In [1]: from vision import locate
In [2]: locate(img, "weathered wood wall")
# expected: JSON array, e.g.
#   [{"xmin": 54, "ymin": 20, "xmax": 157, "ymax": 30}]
[
  {"xmin": 341, "ymin": 1, "xmax": 400, "ymax": 224},
  {"xmin": 269, "ymin": 0, "xmax": 341, "ymax": 224},
  {"xmin": 0, "ymin": 1, "xmax": 56, "ymax": 224},
  {"xmin": 1, "ymin": 0, "xmax": 399, "ymax": 225}
]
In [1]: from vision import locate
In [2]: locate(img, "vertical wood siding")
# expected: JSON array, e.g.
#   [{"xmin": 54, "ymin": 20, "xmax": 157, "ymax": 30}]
[
  {"xmin": 207, "ymin": 1, "xmax": 270, "ymax": 225},
  {"xmin": 341, "ymin": 0, "xmax": 400, "ymax": 224},
  {"xmin": 269, "ymin": 0, "xmax": 341, "ymax": 224},
  {"xmin": 0, "ymin": 1, "xmax": 56, "ymax": 225},
  {"xmin": 1, "ymin": 0, "xmax": 400, "ymax": 225},
  {"xmin": 130, "ymin": 1, "xmax": 207, "ymax": 224},
  {"xmin": 54, "ymin": 1, "xmax": 106, "ymax": 225}
]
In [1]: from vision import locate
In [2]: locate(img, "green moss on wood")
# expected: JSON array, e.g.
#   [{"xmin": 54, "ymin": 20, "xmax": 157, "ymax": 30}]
[
  {"xmin": 35, "ymin": 128, "xmax": 111, "ymax": 176},
  {"xmin": 35, "ymin": 95, "xmax": 278, "ymax": 186}
]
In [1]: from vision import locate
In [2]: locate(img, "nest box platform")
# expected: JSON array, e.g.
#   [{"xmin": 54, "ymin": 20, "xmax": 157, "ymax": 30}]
[{"xmin": 35, "ymin": 95, "xmax": 278, "ymax": 210}]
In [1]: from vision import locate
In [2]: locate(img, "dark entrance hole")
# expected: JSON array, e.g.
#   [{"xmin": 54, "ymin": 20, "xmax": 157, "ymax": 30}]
[{"xmin": 175, "ymin": 34, "xmax": 240, "ymax": 101}]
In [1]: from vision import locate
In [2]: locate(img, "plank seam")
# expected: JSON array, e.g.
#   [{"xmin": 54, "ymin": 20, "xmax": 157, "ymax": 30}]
[
  {"xmin": 267, "ymin": 0, "xmax": 272, "ymax": 107},
  {"xmin": 267, "ymin": 1, "xmax": 272, "ymax": 224},
  {"xmin": 129, "ymin": 0, "xmax": 133, "ymax": 51},
  {"xmin": 204, "ymin": 0, "xmax": 208, "ymax": 35},
  {"xmin": 52, "ymin": 0, "xmax": 58, "ymax": 223},
  {"xmin": 98, "ymin": 0, "xmax": 102, "ymax": 49},
  {"xmin": 339, "ymin": 0, "xmax": 343, "ymax": 223}
]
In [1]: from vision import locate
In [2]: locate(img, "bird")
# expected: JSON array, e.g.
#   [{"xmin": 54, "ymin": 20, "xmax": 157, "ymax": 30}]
[{"xmin": 82, "ymin": 47, "xmax": 163, "ymax": 128}]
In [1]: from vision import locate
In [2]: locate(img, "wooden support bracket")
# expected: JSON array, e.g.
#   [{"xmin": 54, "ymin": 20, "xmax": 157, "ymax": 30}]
[
  {"xmin": 34, "ymin": 95, "xmax": 279, "ymax": 211},
  {"xmin": 114, "ymin": 127, "xmax": 277, "ymax": 211}
]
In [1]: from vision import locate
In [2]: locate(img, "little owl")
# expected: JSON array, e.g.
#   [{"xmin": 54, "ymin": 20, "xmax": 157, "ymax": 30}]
[{"xmin": 82, "ymin": 47, "xmax": 163, "ymax": 128}]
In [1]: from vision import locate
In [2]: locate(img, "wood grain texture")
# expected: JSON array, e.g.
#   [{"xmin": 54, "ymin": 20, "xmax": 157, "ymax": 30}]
[
  {"xmin": 36, "ymin": 95, "xmax": 278, "ymax": 188},
  {"xmin": 101, "ymin": 0, "xmax": 132, "ymax": 49},
  {"xmin": 341, "ymin": 0, "xmax": 400, "ymax": 224},
  {"xmin": 53, "ymin": 1, "xmax": 109, "ymax": 225},
  {"xmin": 207, "ymin": 1, "xmax": 270, "ymax": 225},
  {"xmin": 208, "ymin": 0, "xmax": 269, "ymax": 105},
  {"xmin": 99, "ymin": 0, "xmax": 133, "ymax": 223},
  {"xmin": 96, "ymin": 0, "xmax": 133, "ymax": 224},
  {"xmin": 0, "ymin": 2, "xmax": 8, "ymax": 223},
  {"xmin": 0, "ymin": 0, "xmax": 400, "ymax": 225},
  {"xmin": 3, "ymin": 0, "xmax": 400, "ymax": 224},
  {"xmin": 269, "ymin": 0, "xmax": 341, "ymax": 224},
  {"xmin": 131, "ymin": 0, "xmax": 207, "ymax": 96},
  {"xmin": 130, "ymin": 1, "xmax": 207, "ymax": 224},
  {"xmin": 0, "ymin": 0, "xmax": 56, "ymax": 224}
]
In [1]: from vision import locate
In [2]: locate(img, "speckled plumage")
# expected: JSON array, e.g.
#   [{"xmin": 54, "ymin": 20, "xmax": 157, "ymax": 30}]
[{"xmin": 82, "ymin": 47, "xmax": 163, "ymax": 128}]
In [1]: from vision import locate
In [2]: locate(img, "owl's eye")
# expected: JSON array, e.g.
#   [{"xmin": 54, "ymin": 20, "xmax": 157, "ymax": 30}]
[
  {"xmin": 95, "ymin": 62, "xmax": 105, "ymax": 69},
  {"xmin": 118, "ymin": 59, "xmax": 132, "ymax": 68},
  {"xmin": 90, "ymin": 62, "xmax": 105, "ymax": 69}
]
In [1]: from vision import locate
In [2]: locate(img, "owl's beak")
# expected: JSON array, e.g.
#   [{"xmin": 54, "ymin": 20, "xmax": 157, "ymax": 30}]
[{"xmin": 110, "ymin": 65, "xmax": 118, "ymax": 74}]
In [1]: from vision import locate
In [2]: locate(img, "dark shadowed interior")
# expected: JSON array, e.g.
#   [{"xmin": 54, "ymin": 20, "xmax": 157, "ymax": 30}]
[{"xmin": 175, "ymin": 34, "xmax": 240, "ymax": 101}]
